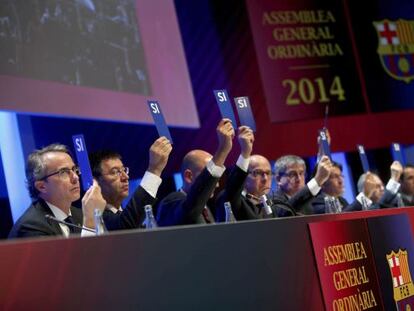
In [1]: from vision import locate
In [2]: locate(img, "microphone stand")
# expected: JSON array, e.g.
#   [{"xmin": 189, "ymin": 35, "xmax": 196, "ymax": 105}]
[{"xmin": 45, "ymin": 214, "xmax": 96, "ymax": 233}]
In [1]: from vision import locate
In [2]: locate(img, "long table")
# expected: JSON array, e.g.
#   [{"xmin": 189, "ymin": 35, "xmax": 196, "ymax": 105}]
[{"xmin": 1, "ymin": 207, "xmax": 413, "ymax": 310}]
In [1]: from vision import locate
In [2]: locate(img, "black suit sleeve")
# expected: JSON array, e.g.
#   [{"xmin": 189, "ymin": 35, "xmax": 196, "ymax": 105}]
[
  {"xmin": 378, "ymin": 189, "xmax": 398, "ymax": 208},
  {"xmin": 310, "ymin": 194, "xmax": 327, "ymax": 214},
  {"xmin": 8, "ymin": 200, "xmax": 65, "ymax": 238},
  {"xmin": 9, "ymin": 222, "xmax": 54, "ymax": 238},
  {"xmin": 215, "ymin": 166, "xmax": 248, "ymax": 222},
  {"xmin": 343, "ymin": 200, "xmax": 363, "ymax": 212},
  {"xmin": 157, "ymin": 168, "xmax": 220, "ymax": 226},
  {"xmin": 103, "ymin": 186, "xmax": 156, "ymax": 231}
]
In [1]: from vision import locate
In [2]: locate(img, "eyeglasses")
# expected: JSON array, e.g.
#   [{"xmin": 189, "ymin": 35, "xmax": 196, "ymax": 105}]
[
  {"xmin": 249, "ymin": 170, "xmax": 273, "ymax": 178},
  {"xmin": 41, "ymin": 166, "xmax": 81, "ymax": 180},
  {"xmin": 281, "ymin": 170, "xmax": 306, "ymax": 179},
  {"xmin": 101, "ymin": 167, "xmax": 129, "ymax": 178}
]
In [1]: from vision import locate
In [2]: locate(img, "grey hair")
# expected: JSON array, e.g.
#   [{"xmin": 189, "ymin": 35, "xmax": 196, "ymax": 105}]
[
  {"xmin": 274, "ymin": 155, "xmax": 306, "ymax": 177},
  {"xmin": 357, "ymin": 173, "xmax": 368, "ymax": 193},
  {"xmin": 26, "ymin": 144, "xmax": 71, "ymax": 200}
]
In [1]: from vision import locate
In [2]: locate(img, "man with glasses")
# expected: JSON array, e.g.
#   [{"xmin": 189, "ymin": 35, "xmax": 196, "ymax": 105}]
[
  {"xmin": 89, "ymin": 136, "xmax": 172, "ymax": 230},
  {"xmin": 221, "ymin": 154, "xmax": 274, "ymax": 221},
  {"xmin": 9, "ymin": 144, "xmax": 106, "ymax": 238},
  {"xmin": 273, "ymin": 155, "xmax": 332, "ymax": 215}
]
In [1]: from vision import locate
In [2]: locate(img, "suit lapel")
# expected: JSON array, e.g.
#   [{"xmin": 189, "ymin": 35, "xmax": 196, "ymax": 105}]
[{"xmin": 36, "ymin": 199, "xmax": 65, "ymax": 235}]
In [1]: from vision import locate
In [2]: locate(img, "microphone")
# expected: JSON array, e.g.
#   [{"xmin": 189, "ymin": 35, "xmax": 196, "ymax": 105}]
[
  {"xmin": 45, "ymin": 214, "xmax": 96, "ymax": 233},
  {"xmin": 268, "ymin": 192, "xmax": 298, "ymax": 216}
]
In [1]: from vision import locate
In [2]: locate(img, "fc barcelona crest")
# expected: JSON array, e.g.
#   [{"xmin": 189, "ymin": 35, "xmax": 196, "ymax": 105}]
[
  {"xmin": 373, "ymin": 19, "xmax": 414, "ymax": 83},
  {"xmin": 387, "ymin": 249, "xmax": 414, "ymax": 309}
]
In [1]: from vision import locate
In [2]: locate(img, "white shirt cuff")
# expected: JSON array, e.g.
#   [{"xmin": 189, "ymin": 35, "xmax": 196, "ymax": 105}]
[
  {"xmin": 236, "ymin": 154, "xmax": 250, "ymax": 172},
  {"xmin": 307, "ymin": 178, "xmax": 321, "ymax": 196},
  {"xmin": 81, "ymin": 229, "xmax": 96, "ymax": 237},
  {"xmin": 140, "ymin": 171, "xmax": 162, "ymax": 198},
  {"xmin": 356, "ymin": 192, "xmax": 373, "ymax": 208},
  {"xmin": 207, "ymin": 159, "xmax": 226, "ymax": 178},
  {"xmin": 386, "ymin": 179, "xmax": 401, "ymax": 194}
]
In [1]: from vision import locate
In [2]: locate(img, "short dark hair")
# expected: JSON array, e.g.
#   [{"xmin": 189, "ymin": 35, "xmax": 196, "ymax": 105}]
[
  {"xmin": 26, "ymin": 144, "xmax": 72, "ymax": 199},
  {"xmin": 89, "ymin": 150, "xmax": 122, "ymax": 178},
  {"xmin": 402, "ymin": 164, "xmax": 414, "ymax": 181},
  {"xmin": 312, "ymin": 160, "xmax": 342, "ymax": 178}
]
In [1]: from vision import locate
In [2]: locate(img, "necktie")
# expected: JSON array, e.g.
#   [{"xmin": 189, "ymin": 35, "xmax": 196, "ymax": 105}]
[
  {"xmin": 64, "ymin": 216, "xmax": 78, "ymax": 234},
  {"xmin": 202, "ymin": 208, "xmax": 212, "ymax": 223}
]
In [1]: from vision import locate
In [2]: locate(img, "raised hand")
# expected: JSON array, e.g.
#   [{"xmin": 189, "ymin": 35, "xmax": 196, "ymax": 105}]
[
  {"xmin": 314, "ymin": 155, "xmax": 332, "ymax": 186},
  {"xmin": 148, "ymin": 136, "xmax": 173, "ymax": 176},
  {"xmin": 238, "ymin": 126, "xmax": 254, "ymax": 158},
  {"xmin": 213, "ymin": 119, "xmax": 235, "ymax": 167},
  {"xmin": 82, "ymin": 180, "xmax": 107, "ymax": 229},
  {"xmin": 390, "ymin": 161, "xmax": 403, "ymax": 182}
]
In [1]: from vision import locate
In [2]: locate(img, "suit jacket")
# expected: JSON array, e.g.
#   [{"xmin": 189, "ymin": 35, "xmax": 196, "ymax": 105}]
[
  {"xmin": 311, "ymin": 192, "xmax": 349, "ymax": 214},
  {"xmin": 401, "ymin": 193, "xmax": 414, "ymax": 207},
  {"xmin": 103, "ymin": 185, "xmax": 156, "ymax": 230},
  {"xmin": 216, "ymin": 165, "xmax": 289, "ymax": 221},
  {"xmin": 8, "ymin": 199, "xmax": 83, "ymax": 239},
  {"xmin": 156, "ymin": 168, "xmax": 219, "ymax": 226},
  {"xmin": 215, "ymin": 166, "xmax": 255, "ymax": 222},
  {"xmin": 271, "ymin": 186, "xmax": 317, "ymax": 217},
  {"xmin": 344, "ymin": 190, "xmax": 399, "ymax": 212}
]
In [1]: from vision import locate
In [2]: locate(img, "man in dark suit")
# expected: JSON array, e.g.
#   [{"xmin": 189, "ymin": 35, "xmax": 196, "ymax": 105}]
[
  {"xmin": 311, "ymin": 161, "xmax": 349, "ymax": 214},
  {"xmin": 272, "ymin": 155, "xmax": 332, "ymax": 216},
  {"xmin": 344, "ymin": 161, "xmax": 403, "ymax": 212},
  {"xmin": 9, "ymin": 144, "xmax": 106, "ymax": 239},
  {"xmin": 214, "ymin": 126, "xmax": 254, "ymax": 222},
  {"xmin": 89, "ymin": 136, "xmax": 172, "ymax": 230},
  {"xmin": 219, "ymin": 154, "xmax": 274, "ymax": 221},
  {"xmin": 156, "ymin": 119, "xmax": 235, "ymax": 226},
  {"xmin": 400, "ymin": 164, "xmax": 414, "ymax": 206}
]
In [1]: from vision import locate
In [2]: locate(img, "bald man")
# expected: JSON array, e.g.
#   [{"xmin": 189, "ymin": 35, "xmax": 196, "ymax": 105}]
[
  {"xmin": 156, "ymin": 119, "xmax": 235, "ymax": 226},
  {"xmin": 219, "ymin": 154, "xmax": 275, "ymax": 220}
]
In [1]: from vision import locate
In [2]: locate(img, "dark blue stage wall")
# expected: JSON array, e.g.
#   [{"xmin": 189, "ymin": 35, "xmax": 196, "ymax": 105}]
[{"xmin": 0, "ymin": 0, "xmax": 414, "ymax": 232}]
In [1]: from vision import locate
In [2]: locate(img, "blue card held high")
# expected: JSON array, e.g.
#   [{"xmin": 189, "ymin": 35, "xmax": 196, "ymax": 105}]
[
  {"xmin": 213, "ymin": 89, "xmax": 237, "ymax": 126},
  {"xmin": 147, "ymin": 100, "xmax": 173, "ymax": 144},
  {"xmin": 318, "ymin": 129, "xmax": 331, "ymax": 160},
  {"xmin": 391, "ymin": 143, "xmax": 406, "ymax": 166},
  {"xmin": 72, "ymin": 134, "xmax": 94, "ymax": 191},
  {"xmin": 234, "ymin": 96, "xmax": 256, "ymax": 132},
  {"xmin": 357, "ymin": 144, "xmax": 370, "ymax": 173}
]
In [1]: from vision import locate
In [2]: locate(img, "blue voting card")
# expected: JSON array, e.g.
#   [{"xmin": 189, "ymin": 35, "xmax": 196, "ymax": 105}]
[
  {"xmin": 318, "ymin": 129, "xmax": 331, "ymax": 160},
  {"xmin": 213, "ymin": 89, "xmax": 237, "ymax": 126},
  {"xmin": 234, "ymin": 96, "xmax": 256, "ymax": 132},
  {"xmin": 147, "ymin": 100, "xmax": 173, "ymax": 144},
  {"xmin": 391, "ymin": 142, "xmax": 406, "ymax": 166},
  {"xmin": 72, "ymin": 134, "xmax": 94, "ymax": 191},
  {"xmin": 357, "ymin": 144, "xmax": 370, "ymax": 173}
]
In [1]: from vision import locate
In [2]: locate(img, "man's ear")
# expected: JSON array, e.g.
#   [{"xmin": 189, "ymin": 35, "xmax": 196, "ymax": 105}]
[
  {"xmin": 183, "ymin": 169, "xmax": 193, "ymax": 184},
  {"xmin": 35, "ymin": 180, "xmax": 47, "ymax": 194}
]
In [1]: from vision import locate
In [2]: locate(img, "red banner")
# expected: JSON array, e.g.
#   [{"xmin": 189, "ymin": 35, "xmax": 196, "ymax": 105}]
[
  {"xmin": 246, "ymin": 0, "xmax": 366, "ymax": 123},
  {"xmin": 309, "ymin": 219, "xmax": 384, "ymax": 310}
]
